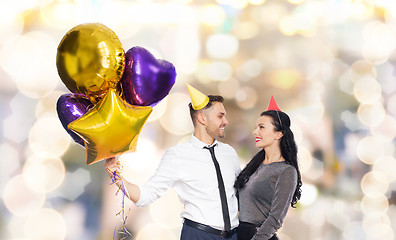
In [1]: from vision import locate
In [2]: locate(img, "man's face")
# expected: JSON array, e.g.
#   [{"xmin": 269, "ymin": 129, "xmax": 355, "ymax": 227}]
[{"xmin": 204, "ymin": 102, "xmax": 229, "ymax": 139}]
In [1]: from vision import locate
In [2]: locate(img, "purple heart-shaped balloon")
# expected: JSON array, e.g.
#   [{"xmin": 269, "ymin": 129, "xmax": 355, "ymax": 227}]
[
  {"xmin": 56, "ymin": 93, "xmax": 93, "ymax": 146},
  {"xmin": 120, "ymin": 46, "xmax": 176, "ymax": 106}
]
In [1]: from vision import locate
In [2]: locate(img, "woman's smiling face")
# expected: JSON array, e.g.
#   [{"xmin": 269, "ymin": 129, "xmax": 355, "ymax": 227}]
[{"xmin": 252, "ymin": 115, "xmax": 282, "ymax": 149}]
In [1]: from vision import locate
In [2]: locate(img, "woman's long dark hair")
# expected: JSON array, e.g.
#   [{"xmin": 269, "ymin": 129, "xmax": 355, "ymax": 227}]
[{"xmin": 234, "ymin": 110, "xmax": 302, "ymax": 207}]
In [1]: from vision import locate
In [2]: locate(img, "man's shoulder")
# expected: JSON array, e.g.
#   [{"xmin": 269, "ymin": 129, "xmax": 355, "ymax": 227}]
[
  {"xmin": 216, "ymin": 141, "xmax": 237, "ymax": 153},
  {"xmin": 217, "ymin": 140, "xmax": 234, "ymax": 148},
  {"xmin": 165, "ymin": 141, "xmax": 192, "ymax": 154}
]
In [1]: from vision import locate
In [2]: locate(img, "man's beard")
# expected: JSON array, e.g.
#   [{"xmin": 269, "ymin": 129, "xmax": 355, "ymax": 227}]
[{"xmin": 206, "ymin": 126, "xmax": 225, "ymax": 139}]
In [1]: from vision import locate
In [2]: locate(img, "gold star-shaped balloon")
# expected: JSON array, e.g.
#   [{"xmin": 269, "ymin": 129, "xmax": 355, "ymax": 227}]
[{"xmin": 68, "ymin": 88, "xmax": 152, "ymax": 165}]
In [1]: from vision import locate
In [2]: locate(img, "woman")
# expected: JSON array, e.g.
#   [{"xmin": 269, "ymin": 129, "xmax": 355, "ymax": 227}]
[{"xmin": 234, "ymin": 97, "xmax": 302, "ymax": 240}]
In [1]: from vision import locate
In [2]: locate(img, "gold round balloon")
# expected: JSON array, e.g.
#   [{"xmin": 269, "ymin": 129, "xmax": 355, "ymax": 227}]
[{"xmin": 56, "ymin": 23, "xmax": 125, "ymax": 101}]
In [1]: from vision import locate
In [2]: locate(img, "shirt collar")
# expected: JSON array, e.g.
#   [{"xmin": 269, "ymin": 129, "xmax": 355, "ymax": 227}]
[{"xmin": 190, "ymin": 134, "xmax": 218, "ymax": 149}]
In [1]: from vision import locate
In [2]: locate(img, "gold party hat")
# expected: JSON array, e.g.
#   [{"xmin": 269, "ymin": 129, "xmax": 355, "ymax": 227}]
[{"xmin": 186, "ymin": 84, "xmax": 209, "ymax": 110}]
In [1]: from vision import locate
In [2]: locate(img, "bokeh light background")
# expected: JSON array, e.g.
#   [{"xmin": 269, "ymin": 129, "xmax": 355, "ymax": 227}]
[{"xmin": 1, "ymin": 0, "xmax": 396, "ymax": 239}]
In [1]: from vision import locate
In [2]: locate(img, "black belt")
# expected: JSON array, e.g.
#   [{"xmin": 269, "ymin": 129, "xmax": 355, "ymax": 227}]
[{"xmin": 184, "ymin": 218, "xmax": 237, "ymax": 238}]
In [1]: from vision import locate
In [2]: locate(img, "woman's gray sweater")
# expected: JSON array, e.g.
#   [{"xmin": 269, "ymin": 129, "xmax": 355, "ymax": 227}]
[{"xmin": 238, "ymin": 161, "xmax": 297, "ymax": 240}]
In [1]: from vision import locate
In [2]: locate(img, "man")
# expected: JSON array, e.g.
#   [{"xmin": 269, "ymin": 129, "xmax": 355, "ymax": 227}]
[{"xmin": 105, "ymin": 84, "xmax": 240, "ymax": 239}]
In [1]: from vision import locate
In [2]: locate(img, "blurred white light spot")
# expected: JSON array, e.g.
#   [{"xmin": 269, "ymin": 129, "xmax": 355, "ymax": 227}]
[
  {"xmin": 159, "ymin": 93, "xmax": 193, "ymax": 135},
  {"xmin": 239, "ymin": 59, "xmax": 263, "ymax": 80},
  {"xmin": 24, "ymin": 208, "xmax": 67, "ymax": 240},
  {"xmin": 361, "ymin": 195, "xmax": 389, "ymax": 215},
  {"xmin": 363, "ymin": 213, "xmax": 393, "ymax": 240},
  {"xmin": 3, "ymin": 175, "xmax": 45, "ymax": 216},
  {"xmin": 299, "ymin": 183, "xmax": 318, "ymax": 206},
  {"xmin": 353, "ymin": 76, "xmax": 382, "ymax": 104},
  {"xmin": 226, "ymin": 0, "xmax": 249, "ymax": 9},
  {"xmin": 279, "ymin": 16, "xmax": 298, "ymax": 36},
  {"xmin": 349, "ymin": 2, "xmax": 374, "ymax": 20},
  {"xmin": 0, "ymin": 32, "xmax": 58, "ymax": 98},
  {"xmin": 195, "ymin": 60, "xmax": 212, "ymax": 84},
  {"xmin": 40, "ymin": 2, "xmax": 78, "ymax": 29},
  {"xmin": 294, "ymin": 102, "xmax": 325, "ymax": 124},
  {"xmin": 269, "ymin": 69, "xmax": 302, "ymax": 89},
  {"xmin": 206, "ymin": 33, "xmax": 239, "ymax": 59},
  {"xmin": 234, "ymin": 21, "xmax": 260, "ymax": 40},
  {"xmin": 363, "ymin": 213, "xmax": 391, "ymax": 232},
  {"xmin": 7, "ymin": 215, "xmax": 28, "ymax": 239},
  {"xmin": 22, "ymin": 155, "xmax": 66, "ymax": 193},
  {"xmin": 160, "ymin": 24, "xmax": 200, "ymax": 75},
  {"xmin": 290, "ymin": 123, "xmax": 303, "ymax": 145},
  {"xmin": 15, "ymin": 31, "xmax": 58, "ymax": 98},
  {"xmin": 357, "ymin": 102, "xmax": 385, "ymax": 127},
  {"xmin": 235, "ymin": 86, "xmax": 258, "ymax": 109},
  {"xmin": 361, "ymin": 171, "xmax": 388, "ymax": 198},
  {"xmin": 258, "ymin": 3, "xmax": 288, "ymax": 29},
  {"xmin": 349, "ymin": 60, "xmax": 377, "ymax": 84},
  {"xmin": 362, "ymin": 21, "xmax": 396, "ymax": 65},
  {"xmin": 297, "ymin": 147, "xmax": 312, "ymax": 174},
  {"xmin": 362, "ymin": 43, "xmax": 392, "ymax": 65},
  {"xmin": 249, "ymin": 0, "xmax": 266, "ymax": 5},
  {"xmin": 0, "ymin": 36, "xmax": 32, "ymax": 78},
  {"xmin": 365, "ymin": 223, "xmax": 394, "ymax": 240},
  {"xmin": 0, "ymin": 5, "xmax": 24, "ymax": 44},
  {"xmin": 288, "ymin": 0, "xmax": 305, "ymax": 4},
  {"xmin": 147, "ymin": 98, "xmax": 168, "ymax": 122},
  {"xmin": 28, "ymin": 115, "xmax": 71, "ymax": 159},
  {"xmin": 370, "ymin": 114, "xmax": 396, "ymax": 142},
  {"xmin": 356, "ymin": 136, "xmax": 384, "ymax": 165},
  {"xmin": 119, "ymin": 138, "xmax": 158, "ymax": 172},
  {"xmin": 16, "ymin": 70, "xmax": 59, "ymax": 99},
  {"xmin": 373, "ymin": 156, "xmax": 396, "ymax": 183},
  {"xmin": 199, "ymin": 4, "xmax": 226, "ymax": 26},
  {"xmin": 117, "ymin": 2, "xmax": 196, "ymax": 24},
  {"xmin": 207, "ymin": 61, "xmax": 232, "ymax": 81},
  {"xmin": 35, "ymin": 91, "xmax": 67, "ymax": 119}
]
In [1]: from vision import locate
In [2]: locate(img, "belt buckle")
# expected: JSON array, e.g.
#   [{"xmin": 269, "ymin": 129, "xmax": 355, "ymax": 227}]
[{"xmin": 220, "ymin": 230, "xmax": 229, "ymax": 238}]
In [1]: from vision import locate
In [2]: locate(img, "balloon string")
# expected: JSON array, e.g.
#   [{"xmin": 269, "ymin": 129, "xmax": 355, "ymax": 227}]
[{"xmin": 109, "ymin": 169, "xmax": 131, "ymax": 240}]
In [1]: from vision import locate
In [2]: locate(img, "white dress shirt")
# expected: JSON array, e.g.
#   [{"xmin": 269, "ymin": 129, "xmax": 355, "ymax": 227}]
[{"xmin": 135, "ymin": 135, "xmax": 240, "ymax": 230}]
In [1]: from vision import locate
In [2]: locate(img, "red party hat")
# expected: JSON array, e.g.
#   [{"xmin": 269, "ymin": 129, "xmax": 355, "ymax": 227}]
[{"xmin": 267, "ymin": 96, "xmax": 281, "ymax": 111}]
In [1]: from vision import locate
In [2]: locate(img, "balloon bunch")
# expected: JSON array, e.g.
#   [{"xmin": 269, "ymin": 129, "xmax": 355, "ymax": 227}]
[
  {"xmin": 56, "ymin": 23, "xmax": 176, "ymax": 165},
  {"xmin": 56, "ymin": 22, "xmax": 176, "ymax": 239}
]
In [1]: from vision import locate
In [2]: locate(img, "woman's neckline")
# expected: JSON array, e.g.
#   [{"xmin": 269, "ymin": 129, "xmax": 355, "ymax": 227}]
[{"xmin": 262, "ymin": 160, "xmax": 286, "ymax": 166}]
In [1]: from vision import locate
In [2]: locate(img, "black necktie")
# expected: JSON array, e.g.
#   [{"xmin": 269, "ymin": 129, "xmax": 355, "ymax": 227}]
[{"xmin": 204, "ymin": 145, "xmax": 231, "ymax": 231}]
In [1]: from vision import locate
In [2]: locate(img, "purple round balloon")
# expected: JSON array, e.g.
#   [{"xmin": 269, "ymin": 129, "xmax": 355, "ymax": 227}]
[
  {"xmin": 120, "ymin": 46, "xmax": 176, "ymax": 106},
  {"xmin": 56, "ymin": 93, "xmax": 93, "ymax": 146}
]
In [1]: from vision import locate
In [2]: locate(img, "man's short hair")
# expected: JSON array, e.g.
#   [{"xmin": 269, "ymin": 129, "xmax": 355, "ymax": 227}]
[{"xmin": 189, "ymin": 95, "xmax": 224, "ymax": 126}]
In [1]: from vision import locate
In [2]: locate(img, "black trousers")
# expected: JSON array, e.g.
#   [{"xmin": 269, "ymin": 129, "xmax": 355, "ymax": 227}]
[
  {"xmin": 181, "ymin": 223, "xmax": 237, "ymax": 240},
  {"xmin": 237, "ymin": 222, "xmax": 279, "ymax": 240}
]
